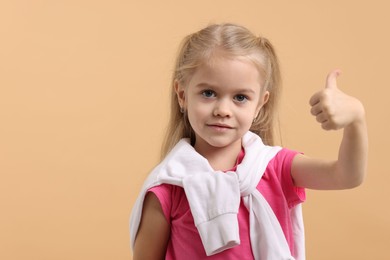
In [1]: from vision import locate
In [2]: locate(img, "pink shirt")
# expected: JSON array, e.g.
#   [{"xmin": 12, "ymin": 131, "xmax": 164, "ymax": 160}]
[{"xmin": 148, "ymin": 148, "xmax": 305, "ymax": 259}]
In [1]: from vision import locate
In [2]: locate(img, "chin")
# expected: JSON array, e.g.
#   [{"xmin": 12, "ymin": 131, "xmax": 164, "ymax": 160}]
[{"xmin": 206, "ymin": 138, "xmax": 241, "ymax": 149}]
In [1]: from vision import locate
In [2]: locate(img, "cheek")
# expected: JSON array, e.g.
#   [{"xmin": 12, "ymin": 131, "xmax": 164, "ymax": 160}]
[
  {"xmin": 242, "ymin": 112, "xmax": 255, "ymax": 124},
  {"xmin": 188, "ymin": 98, "xmax": 209, "ymax": 114},
  {"xmin": 237, "ymin": 107, "xmax": 257, "ymax": 123},
  {"xmin": 187, "ymin": 103, "xmax": 207, "ymax": 125}
]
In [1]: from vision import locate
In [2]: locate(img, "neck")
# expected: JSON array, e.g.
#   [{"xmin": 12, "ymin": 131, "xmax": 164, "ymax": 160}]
[{"xmin": 194, "ymin": 140, "xmax": 242, "ymax": 171}]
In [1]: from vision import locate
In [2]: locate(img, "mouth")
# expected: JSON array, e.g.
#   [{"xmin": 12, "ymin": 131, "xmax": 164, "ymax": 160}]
[{"xmin": 207, "ymin": 123, "xmax": 233, "ymax": 130}]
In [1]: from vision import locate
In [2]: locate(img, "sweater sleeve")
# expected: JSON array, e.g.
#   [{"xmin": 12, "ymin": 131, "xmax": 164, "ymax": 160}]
[{"xmin": 182, "ymin": 171, "xmax": 241, "ymax": 256}]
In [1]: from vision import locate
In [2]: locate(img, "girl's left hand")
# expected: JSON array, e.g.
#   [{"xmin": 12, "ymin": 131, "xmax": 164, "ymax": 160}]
[{"xmin": 309, "ymin": 70, "xmax": 365, "ymax": 130}]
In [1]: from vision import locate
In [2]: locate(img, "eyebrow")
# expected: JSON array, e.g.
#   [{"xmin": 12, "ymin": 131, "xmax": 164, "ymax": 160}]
[{"xmin": 195, "ymin": 82, "xmax": 257, "ymax": 94}]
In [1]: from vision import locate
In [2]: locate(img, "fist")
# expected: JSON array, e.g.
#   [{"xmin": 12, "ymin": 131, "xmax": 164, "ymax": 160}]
[{"xmin": 309, "ymin": 70, "xmax": 365, "ymax": 130}]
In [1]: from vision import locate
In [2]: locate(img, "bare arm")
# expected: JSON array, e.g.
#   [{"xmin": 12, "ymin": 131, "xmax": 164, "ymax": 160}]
[
  {"xmin": 133, "ymin": 192, "xmax": 170, "ymax": 260},
  {"xmin": 292, "ymin": 70, "xmax": 368, "ymax": 190}
]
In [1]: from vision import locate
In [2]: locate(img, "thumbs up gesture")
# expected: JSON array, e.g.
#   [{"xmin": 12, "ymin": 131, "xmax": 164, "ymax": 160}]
[{"xmin": 309, "ymin": 70, "xmax": 365, "ymax": 130}]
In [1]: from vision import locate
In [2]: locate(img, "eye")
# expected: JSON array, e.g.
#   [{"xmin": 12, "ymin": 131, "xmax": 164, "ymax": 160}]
[
  {"xmin": 202, "ymin": 90, "xmax": 216, "ymax": 98},
  {"xmin": 234, "ymin": 94, "xmax": 248, "ymax": 103}
]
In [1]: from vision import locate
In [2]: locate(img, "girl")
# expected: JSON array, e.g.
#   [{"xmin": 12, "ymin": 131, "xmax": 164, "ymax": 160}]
[{"xmin": 130, "ymin": 23, "xmax": 368, "ymax": 259}]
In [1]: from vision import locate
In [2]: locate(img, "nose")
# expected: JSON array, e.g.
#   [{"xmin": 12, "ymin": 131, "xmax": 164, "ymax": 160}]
[{"xmin": 213, "ymin": 98, "xmax": 232, "ymax": 118}]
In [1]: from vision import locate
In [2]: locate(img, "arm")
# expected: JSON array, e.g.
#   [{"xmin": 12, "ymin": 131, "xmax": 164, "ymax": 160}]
[
  {"xmin": 291, "ymin": 70, "xmax": 368, "ymax": 190},
  {"xmin": 133, "ymin": 192, "xmax": 170, "ymax": 260}
]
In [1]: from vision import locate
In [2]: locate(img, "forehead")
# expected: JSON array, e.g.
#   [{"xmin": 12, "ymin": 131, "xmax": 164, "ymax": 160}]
[{"xmin": 188, "ymin": 56, "xmax": 263, "ymax": 91}]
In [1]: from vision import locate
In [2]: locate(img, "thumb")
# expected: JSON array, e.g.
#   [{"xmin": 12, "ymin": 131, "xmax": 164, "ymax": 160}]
[{"xmin": 325, "ymin": 69, "xmax": 341, "ymax": 89}]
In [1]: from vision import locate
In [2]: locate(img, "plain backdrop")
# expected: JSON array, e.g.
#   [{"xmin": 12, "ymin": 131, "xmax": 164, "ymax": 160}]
[{"xmin": 1, "ymin": 1, "xmax": 389, "ymax": 259}]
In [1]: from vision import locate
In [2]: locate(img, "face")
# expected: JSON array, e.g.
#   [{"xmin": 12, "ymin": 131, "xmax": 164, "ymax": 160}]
[{"xmin": 175, "ymin": 57, "xmax": 269, "ymax": 155}]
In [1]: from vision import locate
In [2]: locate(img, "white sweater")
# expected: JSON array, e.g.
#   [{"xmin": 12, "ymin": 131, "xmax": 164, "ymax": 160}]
[{"xmin": 130, "ymin": 131, "xmax": 305, "ymax": 259}]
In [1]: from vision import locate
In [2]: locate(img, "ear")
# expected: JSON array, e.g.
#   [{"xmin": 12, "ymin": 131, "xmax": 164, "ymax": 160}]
[
  {"xmin": 262, "ymin": 90, "xmax": 270, "ymax": 105},
  {"xmin": 174, "ymin": 80, "xmax": 186, "ymax": 108},
  {"xmin": 255, "ymin": 90, "xmax": 270, "ymax": 116}
]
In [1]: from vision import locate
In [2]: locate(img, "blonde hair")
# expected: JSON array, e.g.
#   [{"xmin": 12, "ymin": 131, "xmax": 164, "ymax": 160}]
[{"xmin": 161, "ymin": 23, "xmax": 282, "ymax": 158}]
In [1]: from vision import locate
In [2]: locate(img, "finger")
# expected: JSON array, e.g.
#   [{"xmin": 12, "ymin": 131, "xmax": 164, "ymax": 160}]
[
  {"xmin": 310, "ymin": 103, "xmax": 323, "ymax": 116},
  {"xmin": 309, "ymin": 91, "xmax": 321, "ymax": 106},
  {"xmin": 316, "ymin": 112, "xmax": 328, "ymax": 123},
  {"xmin": 321, "ymin": 120, "xmax": 338, "ymax": 131},
  {"xmin": 325, "ymin": 69, "xmax": 341, "ymax": 89},
  {"xmin": 321, "ymin": 121, "xmax": 332, "ymax": 130}
]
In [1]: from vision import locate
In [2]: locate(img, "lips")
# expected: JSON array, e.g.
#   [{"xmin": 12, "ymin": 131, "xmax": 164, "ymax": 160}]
[{"xmin": 207, "ymin": 123, "xmax": 233, "ymax": 130}]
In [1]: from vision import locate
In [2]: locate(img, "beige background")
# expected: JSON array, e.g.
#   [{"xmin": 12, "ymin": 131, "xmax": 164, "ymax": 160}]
[{"xmin": 1, "ymin": 0, "xmax": 389, "ymax": 259}]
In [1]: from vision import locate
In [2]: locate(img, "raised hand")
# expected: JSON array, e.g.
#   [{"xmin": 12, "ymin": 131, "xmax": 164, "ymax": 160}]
[
  {"xmin": 309, "ymin": 69, "xmax": 365, "ymax": 130},
  {"xmin": 291, "ymin": 69, "xmax": 368, "ymax": 190}
]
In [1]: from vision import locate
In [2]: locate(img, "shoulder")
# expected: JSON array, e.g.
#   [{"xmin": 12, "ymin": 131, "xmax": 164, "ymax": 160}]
[
  {"xmin": 268, "ymin": 148, "xmax": 301, "ymax": 176},
  {"xmin": 148, "ymin": 183, "xmax": 185, "ymax": 199},
  {"xmin": 148, "ymin": 184, "xmax": 188, "ymax": 220},
  {"xmin": 261, "ymin": 148, "xmax": 306, "ymax": 207}
]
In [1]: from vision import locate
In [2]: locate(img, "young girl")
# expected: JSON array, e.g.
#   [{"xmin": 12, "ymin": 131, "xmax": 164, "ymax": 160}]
[{"xmin": 130, "ymin": 23, "xmax": 368, "ymax": 259}]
